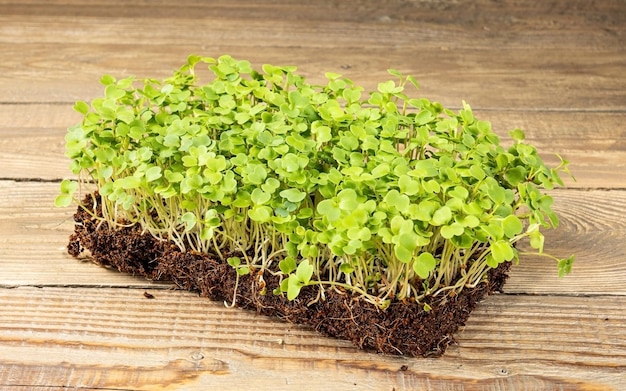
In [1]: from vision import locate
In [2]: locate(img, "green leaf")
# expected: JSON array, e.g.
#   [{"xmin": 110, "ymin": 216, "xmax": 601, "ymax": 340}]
[
  {"xmin": 504, "ymin": 166, "xmax": 527, "ymax": 186},
  {"xmin": 387, "ymin": 69, "xmax": 402, "ymax": 78},
  {"xmin": 251, "ymin": 188, "xmax": 271, "ymax": 205},
  {"xmin": 384, "ymin": 190, "xmax": 410, "ymax": 212},
  {"xmin": 371, "ymin": 163, "xmax": 390, "ymax": 178},
  {"xmin": 448, "ymin": 186, "xmax": 469, "ymax": 200},
  {"xmin": 485, "ymin": 183, "xmax": 506, "ymax": 205},
  {"xmin": 145, "ymin": 166, "xmax": 162, "ymax": 182},
  {"xmin": 116, "ymin": 107, "xmax": 135, "ymax": 124},
  {"xmin": 297, "ymin": 207, "xmax": 314, "ymax": 219},
  {"xmin": 509, "ymin": 128, "xmax": 526, "ymax": 142},
  {"xmin": 342, "ymin": 88, "xmax": 361, "ymax": 103},
  {"xmin": 394, "ymin": 244, "xmax": 413, "ymax": 263},
  {"xmin": 409, "ymin": 159, "xmax": 438, "ymax": 178},
  {"xmin": 339, "ymin": 262, "xmax": 354, "ymax": 274},
  {"xmin": 54, "ymin": 194, "xmax": 73, "ymax": 208},
  {"xmin": 459, "ymin": 214, "xmax": 480, "ymax": 228},
  {"xmin": 339, "ymin": 135, "xmax": 359, "ymax": 151},
  {"xmin": 325, "ymin": 72, "xmax": 342, "ymax": 80},
  {"xmin": 431, "ymin": 206, "xmax": 452, "ymax": 226},
  {"xmin": 180, "ymin": 212, "xmax": 197, "ymax": 232},
  {"xmin": 398, "ymin": 175, "xmax": 421, "ymax": 196},
  {"xmin": 476, "ymin": 120, "xmax": 492, "ymax": 134},
  {"xmin": 406, "ymin": 75, "xmax": 419, "ymax": 90},
  {"xmin": 73, "ymin": 101, "xmax": 90, "ymax": 115},
  {"xmin": 485, "ymin": 254, "xmax": 498, "ymax": 268},
  {"xmin": 295, "ymin": 259, "xmax": 314, "ymax": 285},
  {"xmin": 422, "ymin": 179, "xmax": 441, "ymax": 194},
  {"xmin": 368, "ymin": 92, "xmax": 384, "ymax": 105},
  {"xmin": 287, "ymin": 276, "xmax": 303, "ymax": 300},
  {"xmin": 181, "ymin": 200, "xmax": 198, "ymax": 211},
  {"xmin": 491, "ymin": 240, "xmax": 515, "ymax": 263},
  {"xmin": 390, "ymin": 215, "xmax": 413, "ymax": 235},
  {"xmin": 312, "ymin": 122, "xmax": 332, "ymax": 143},
  {"xmin": 317, "ymin": 199, "xmax": 341, "ymax": 222},
  {"xmin": 248, "ymin": 205, "xmax": 272, "ymax": 222},
  {"xmin": 397, "ymin": 231, "xmax": 419, "ymax": 252},
  {"xmin": 245, "ymin": 164, "xmax": 268, "ymax": 185},
  {"xmin": 501, "ymin": 215, "xmax": 523, "ymax": 238},
  {"xmin": 100, "ymin": 74, "xmax": 116, "ymax": 85},
  {"xmin": 165, "ymin": 170, "xmax": 184, "ymax": 183},
  {"xmin": 105, "ymin": 84, "xmax": 126, "ymax": 100},
  {"xmin": 279, "ymin": 256, "xmax": 297, "ymax": 274},
  {"xmin": 280, "ymin": 189, "xmax": 307, "ymax": 203},
  {"xmin": 440, "ymin": 223, "xmax": 465, "ymax": 239},
  {"xmin": 558, "ymin": 255, "xmax": 574, "ymax": 277},
  {"xmin": 236, "ymin": 267, "xmax": 250, "ymax": 276},
  {"xmin": 347, "ymin": 227, "xmax": 371, "ymax": 242},
  {"xmin": 377, "ymin": 80, "xmax": 402, "ymax": 94},
  {"xmin": 227, "ymin": 257, "xmax": 241, "ymax": 268},
  {"xmin": 469, "ymin": 164, "xmax": 486, "ymax": 180},
  {"xmin": 529, "ymin": 228, "xmax": 545, "ymax": 253},
  {"xmin": 338, "ymin": 189, "xmax": 359, "ymax": 211},
  {"xmin": 482, "ymin": 222, "xmax": 504, "ymax": 240},
  {"xmin": 413, "ymin": 252, "xmax": 436, "ymax": 279},
  {"xmin": 59, "ymin": 179, "xmax": 78, "ymax": 195},
  {"xmin": 261, "ymin": 177, "xmax": 281, "ymax": 194},
  {"xmin": 118, "ymin": 176, "xmax": 142, "ymax": 190}
]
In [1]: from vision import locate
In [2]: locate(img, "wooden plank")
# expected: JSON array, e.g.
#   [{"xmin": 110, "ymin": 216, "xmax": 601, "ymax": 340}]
[
  {"xmin": 1, "ymin": 104, "xmax": 625, "ymax": 188},
  {"xmin": 0, "ymin": 287, "xmax": 623, "ymax": 390},
  {"xmin": 0, "ymin": 0, "xmax": 624, "ymax": 110},
  {"xmin": 0, "ymin": 1, "xmax": 622, "ymax": 389},
  {"xmin": 0, "ymin": 104, "xmax": 77, "ymax": 181},
  {"xmin": 507, "ymin": 188, "xmax": 626, "ymax": 294},
  {"xmin": 0, "ymin": 42, "xmax": 624, "ymax": 111},
  {"xmin": 0, "ymin": 180, "xmax": 172, "ymax": 288},
  {"xmin": 1, "ymin": 0, "xmax": 624, "ymax": 50},
  {"xmin": 1, "ymin": 181, "xmax": 625, "ymax": 296}
]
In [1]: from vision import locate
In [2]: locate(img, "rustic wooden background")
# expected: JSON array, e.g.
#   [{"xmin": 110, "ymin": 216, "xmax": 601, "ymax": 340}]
[{"xmin": 1, "ymin": 1, "xmax": 625, "ymax": 390}]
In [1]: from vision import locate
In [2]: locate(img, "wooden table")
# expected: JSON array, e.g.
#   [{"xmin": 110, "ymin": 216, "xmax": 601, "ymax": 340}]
[{"xmin": 1, "ymin": 1, "xmax": 624, "ymax": 390}]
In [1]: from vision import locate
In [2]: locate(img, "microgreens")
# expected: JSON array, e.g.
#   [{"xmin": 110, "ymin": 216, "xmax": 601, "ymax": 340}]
[{"xmin": 57, "ymin": 55, "xmax": 574, "ymax": 308}]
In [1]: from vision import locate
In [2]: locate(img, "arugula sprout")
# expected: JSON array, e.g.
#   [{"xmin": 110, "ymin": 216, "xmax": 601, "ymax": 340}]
[{"xmin": 58, "ymin": 55, "xmax": 574, "ymax": 307}]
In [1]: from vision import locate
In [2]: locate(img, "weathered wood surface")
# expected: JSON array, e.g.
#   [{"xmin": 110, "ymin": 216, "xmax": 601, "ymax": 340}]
[
  {"xmin": 1, "ymin": 1, "xmax": 625, "ymax": 109},
  {"xmin": 0, "ymin": 0, "xmax": 624, "ymax": 390},
  {"xmin": 1, "ymin": 287, "xmax": 624, "ymax": 391}
]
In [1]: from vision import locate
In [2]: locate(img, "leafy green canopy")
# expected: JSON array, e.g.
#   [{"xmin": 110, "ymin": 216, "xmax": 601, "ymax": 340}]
[{"xmin": 57, "ymin": 55, "xmax": 574, "ymax": 308}]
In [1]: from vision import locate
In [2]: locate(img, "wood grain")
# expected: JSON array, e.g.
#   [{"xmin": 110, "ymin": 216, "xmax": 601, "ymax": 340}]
[
  {"xmin": 1, "ymin": 0, "xmax": 624, "ymax": 389},
  {"xmin": 1, "ymin": 181, "xmax": 624, "ymax": 296},
  {"xmin": 0, "ymin": 287, "xmax": 623, "ymax": 391},
  {"xmin": 2, "ymin": 0, "xmax": 624, "ymax": 48},
  {"xmin": 1, "ymin": 43, "xmax": 624, "ymax": 112},
  {"xmin": 0, "ymin": 0, "xmax": 624, "ymax": 109}
]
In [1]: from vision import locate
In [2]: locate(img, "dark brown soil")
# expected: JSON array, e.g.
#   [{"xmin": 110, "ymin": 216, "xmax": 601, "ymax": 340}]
[{"xmin": 68, "ymin": 194, "xmax": 510, "ymax": 357}]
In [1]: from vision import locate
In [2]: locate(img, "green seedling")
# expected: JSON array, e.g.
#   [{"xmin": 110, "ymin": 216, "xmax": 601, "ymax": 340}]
[{"xmin": 58, "ymin": 55, "xmax": 573, "ymax": 307}]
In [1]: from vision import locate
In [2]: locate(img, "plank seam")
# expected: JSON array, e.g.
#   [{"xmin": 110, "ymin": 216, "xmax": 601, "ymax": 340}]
[{"xmin": 1, "ymin": 284, "xmax": 624, "ymax": 299}]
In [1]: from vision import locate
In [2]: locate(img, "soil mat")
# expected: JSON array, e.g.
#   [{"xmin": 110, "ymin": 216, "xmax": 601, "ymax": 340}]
[{"xmin": 68, "ymin": 194, "xmax": 511, "ymax": 357}]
